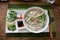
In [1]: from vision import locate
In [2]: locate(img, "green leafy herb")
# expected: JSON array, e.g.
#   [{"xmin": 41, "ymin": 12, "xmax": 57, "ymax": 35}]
[
  {"xmin": 7, "ymin": 11, "xmax": 17, "ymax": 22},
  {"xmin": 41, "ymin": 14, "xmax": 46, "ymax": 27},
  {"xmin": 8, "ymin": 22, "xmax": 16, "ymax": 31}
]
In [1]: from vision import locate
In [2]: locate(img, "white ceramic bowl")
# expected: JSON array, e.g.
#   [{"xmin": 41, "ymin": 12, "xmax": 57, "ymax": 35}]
[{"xmin": 23, "ymin": 7, "xmax": 49, "ymax": 33}]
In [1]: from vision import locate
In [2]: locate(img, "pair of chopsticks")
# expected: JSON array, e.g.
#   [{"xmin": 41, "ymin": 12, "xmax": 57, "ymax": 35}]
[{"xmin": 48, "ymin": 10, "xmax": 53, "ymax": 38}]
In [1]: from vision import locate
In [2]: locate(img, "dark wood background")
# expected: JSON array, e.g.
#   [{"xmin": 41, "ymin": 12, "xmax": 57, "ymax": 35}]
[{"xmin": 0, "ymin": 0, "xmax": 60, "ymax": 40}]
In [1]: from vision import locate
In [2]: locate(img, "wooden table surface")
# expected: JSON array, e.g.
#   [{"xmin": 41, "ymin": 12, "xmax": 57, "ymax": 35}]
[{"xmin": 0, "ymin": 0, "xmax": 60, "ymax": 40}]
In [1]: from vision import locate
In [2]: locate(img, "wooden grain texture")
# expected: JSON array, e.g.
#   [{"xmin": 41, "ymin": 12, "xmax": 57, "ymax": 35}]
[
  {"xmin": 55, "ymin": 0, "xmax": 60, "ymax": 5},
  {"xmin": 0, "ymin": 0, "xmax": 60, "ymax": 40}
]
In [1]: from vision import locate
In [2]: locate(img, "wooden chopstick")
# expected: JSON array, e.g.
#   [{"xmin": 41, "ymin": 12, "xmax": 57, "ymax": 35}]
[
  {"xmin": 49, "ymin": 25, "xmax": 53, "ymax": 38},
  {"xmin": 48, "ymin": 10, "xmax": 53, "ymax": 38}
]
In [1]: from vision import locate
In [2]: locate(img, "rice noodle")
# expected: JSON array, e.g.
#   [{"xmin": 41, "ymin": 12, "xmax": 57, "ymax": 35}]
[{"xmin": 24, "ymin": 8, "xmax": 46, "ymax": 31}]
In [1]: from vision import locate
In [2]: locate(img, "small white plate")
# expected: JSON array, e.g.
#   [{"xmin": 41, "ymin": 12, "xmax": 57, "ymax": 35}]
[{"xmin": 15, "ymin": 19, "xmax": 25, "ymax": 29}]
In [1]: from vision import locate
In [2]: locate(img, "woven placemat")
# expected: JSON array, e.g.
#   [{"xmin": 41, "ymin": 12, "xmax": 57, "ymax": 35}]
[{"xmin": 6, "ymin": 4, "xmax": 56, "ymax": 37}]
